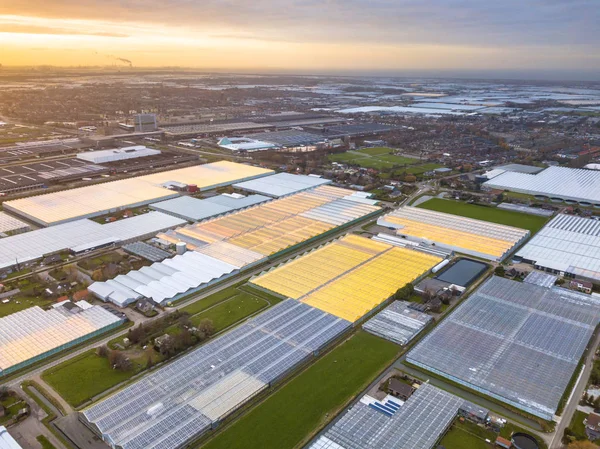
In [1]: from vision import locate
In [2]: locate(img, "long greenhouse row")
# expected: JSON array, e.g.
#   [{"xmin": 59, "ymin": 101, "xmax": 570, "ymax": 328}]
[
  {"xmin": 377, "ymin": 206, "xmax": 530, "ymax": 261},
  {"xmin": 81, "ymin": 300, "xmax": 351, "ymax": 449}
]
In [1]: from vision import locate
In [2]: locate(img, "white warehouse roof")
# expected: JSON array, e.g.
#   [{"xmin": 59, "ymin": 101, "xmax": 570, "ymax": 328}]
[
  {"xmin": 0, "ymin": 427, "xmax": 22, "ymax": 449},
  {"xmin": 233, "ymin": 173, "xmax": 332, "ymax": 197},
  {"xmin": 516, "ymin": 214, "xmax": 600, "ymax": 281},
  {"xmin": 483, "ymin": 166, "xmax": 600, "ymax": 205},
  {"xmin": 77, "ymin": 146, "xmax": 161, "ymax": 164}
]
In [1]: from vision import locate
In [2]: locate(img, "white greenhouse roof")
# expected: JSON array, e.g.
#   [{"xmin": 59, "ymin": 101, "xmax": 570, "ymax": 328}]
[
  {"xmin": 0, "ymin": 212, "xmax": 185, "ymax": 271},
  {"xmin": 81, "ymin": 300, "xmax": 351, "ymax": 449},
  {"xmin": 77, "ymin": 146, "xmax": 161, "ymax": 164},
  {"xmin": 0, "ymin": 212, "xmax": 30, "ymax": 235},
  {"xmin": 233, "ymin": 173, "xmax": 332, "ymax": 197},
  {"xmin": 483, "ymin": 166, "xmax": 600, "ymax": 204},
  {"xmin": 0, "ymin": 304, "xmax": 122, "ymax": 375},
  {"xmin": 0, "ymin": 427, "xmax": 21, "ymax": 449},
  {"xmin": 4, "ymin": 161, "xmax": 273, "ymax": 226},
  {"xmin": 407, "ymin": 276, "xmax": 600, "ymax": 419},
  {"xmin": 89, "ymin": 250, "xmax": 239, "ymax": 306},
  {"xmin": 309, "ymin": 383, "xmax": 463, "ymax": 449},
  {"xmin": 516, "ymin": 214, "xmax": 600, "ymax": 280},
  {"xmin": 150, "ymin": 194, "xmax": 270, "ymax": 222},
  {"xmin": 363, "ymin": 300, "xmax": 432, "ymax": 345}
]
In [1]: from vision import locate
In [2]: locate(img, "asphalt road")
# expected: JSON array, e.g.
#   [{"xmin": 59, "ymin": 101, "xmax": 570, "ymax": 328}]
[{"xmin": 550, "ymin": 330, "xmax": 600, "ymax": 449}]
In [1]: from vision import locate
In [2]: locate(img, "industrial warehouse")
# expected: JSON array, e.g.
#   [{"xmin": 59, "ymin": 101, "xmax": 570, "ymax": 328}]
[
  {"xmin": 80, "ymin": 300, "xmax": 351, "ymax": 449},
  {"xmin": 377, "ymin": 206, "xmax": 530, "ymax": 261},
  {"xmin": 3, "ymin": 161, "xmax": 273, "ymax": 226},
  {"xmin": 251, "ymin": 234, "xmax": 441, "ymax": 322},
  {"xmin": 483, "ymin": 166, "xmax": 600, "ymax": 205},
  {"xmin": 515, "ymin": 214, "xmax": 600, "ymax": 282},
  {"xmin": 407, "ymin": 276, "xmax": 600, "ymax": 419},
  {"xmin": 0, "ymin": 301, "xmax": 124, "ymax": 376}
]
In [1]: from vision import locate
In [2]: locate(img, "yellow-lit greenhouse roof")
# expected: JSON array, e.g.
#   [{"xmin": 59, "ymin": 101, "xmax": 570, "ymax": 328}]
[
  {"xmin": 377, "ymin": 207, "xmax": 530, "ymax": 262},
  {"xmin": 139, "ymin": 161, "xmax": 273, "ymax": 190},
  {"xmin": 158, "ymin": 185, "xmax": 381, "ymax": 262},
  {"xmin": 3, "ymin": 161, "xmax": 273, "ymax": 226},
  {"xmin": 252, "ymin": 235, "xmax": 389, "ymax": 299},
  {"xmin": 251, "ymin": 235, "xmax": 441, "ymax": 322}
]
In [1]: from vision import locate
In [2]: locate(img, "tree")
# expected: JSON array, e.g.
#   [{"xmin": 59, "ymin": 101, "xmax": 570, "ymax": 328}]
[
  {"xmin": 583, "ymin": 392, "xmax": 590, "ymax": 405},
  {"xmin": 128, "ymin": 325, "xmax": 146, "ymax": 345},
  {"xmin": 394, "ymin": 283, "xmax": 414, "ymax": 301},
  {"xmin": 197, "ymin": 319, "xmax": 215, "ymax": 338},
  {"xmin": 593, "ymin": 395, "xmax": 600, "ymax": 410},
  {"xmin": 494, "ymin": 266, "xmax": 506, "ymax": 277},
  {"xmin": 145, "ymin": 348, "xmax": 154, "ymax": 369},
  {"xmin": 96, "ymin": 345, "xmax": 109, "ymax": 358}
]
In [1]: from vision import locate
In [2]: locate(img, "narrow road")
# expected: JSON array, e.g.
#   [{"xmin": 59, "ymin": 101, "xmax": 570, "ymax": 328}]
[{"xmin": 550, "ymin": 330, "xmax": 600, "ymax": 449}]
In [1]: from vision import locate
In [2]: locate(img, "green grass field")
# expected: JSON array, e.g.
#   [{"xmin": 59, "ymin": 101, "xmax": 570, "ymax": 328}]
[
  {"xmin": 329, "ymin": 148, "xmax": 418, "ymax": 170},
  {"xmin": 42, "ymin": 350, "xmax": 140, "ymax": 408},
  {"xmin": 202, "ymin": 331, "xmax": 399, "ymax": 449},
  {"xmin": 417, "ymin": 198, "xmax": 548, "ymax": 234},
  {"xmin": 439, "ymin": 425, "xmax": 493, "ymax": 449},
  {"xmin": 36, "ymin": 435, "xmax": 57, "ymax": 449},
  {"xmin": 569, "ymin": 410, "xmax": 588, "ymax": 440},
  {"xmin": 189, "ymin": 294, "xmax": 268, "ymax": 331}
]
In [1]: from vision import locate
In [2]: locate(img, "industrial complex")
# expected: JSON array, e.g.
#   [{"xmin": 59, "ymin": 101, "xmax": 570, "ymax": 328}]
[
  {"xmin": 88, "ymin": 188, "xmax": 382, "ymax": 306},
  {"xmin": 3, "ymin": 73, "xmax": 600, "ymax": 449}
]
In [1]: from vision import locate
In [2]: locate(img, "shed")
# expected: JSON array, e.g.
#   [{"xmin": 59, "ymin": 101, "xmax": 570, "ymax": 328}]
[{"xmin": 495, "ymin": 436, "xmax": 512, "ymax": 448}]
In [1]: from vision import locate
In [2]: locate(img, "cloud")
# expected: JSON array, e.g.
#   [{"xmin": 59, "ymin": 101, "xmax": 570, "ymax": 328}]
[
  {"xmin": 0, "ymin": 23, "xmax": 128, "ymax": 37},
  {"xmin": 0, "ymin": 0, "xmax": 598, "ymax": 47}
]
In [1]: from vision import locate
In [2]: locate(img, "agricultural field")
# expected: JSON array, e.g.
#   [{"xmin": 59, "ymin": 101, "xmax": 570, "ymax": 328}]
[
  {"xmin": 41, "ymin": 350, "xmax": 145, "ymax": 408},
  {"xmin": 329, "ymin": 148, "xmax": 419, "ymax": 170},
  {"xmin": 202, "ymin": 331, "xmax": 399, "ymax": 449},
  {"xmin": 417, "ymin": 198, "xmax": 549, "ymax": 234}
]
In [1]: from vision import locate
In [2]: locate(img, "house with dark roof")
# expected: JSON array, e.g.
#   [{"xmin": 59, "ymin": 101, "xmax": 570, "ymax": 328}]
[
  {"xmin": 585, "ymin": 412, "xmax": 600, "ymax": 440},
  {"xmin": 388, "ymin": 378, "xmax": 414, "ymax": 401}
]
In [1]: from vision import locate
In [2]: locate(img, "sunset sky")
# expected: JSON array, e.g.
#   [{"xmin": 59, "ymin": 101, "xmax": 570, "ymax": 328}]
[{"xmin": 0, "ymin": 0, "xmax": 598, "ymax": 75}]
